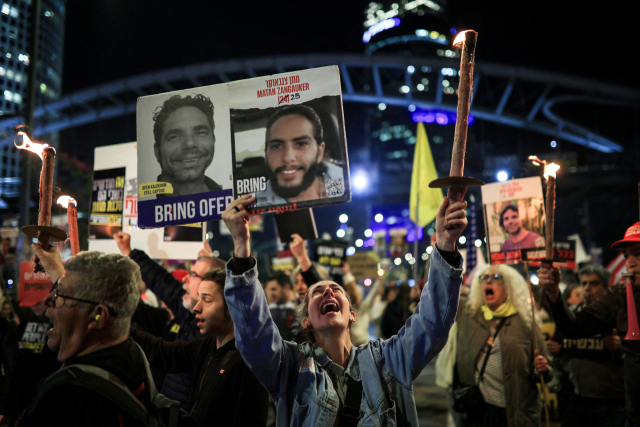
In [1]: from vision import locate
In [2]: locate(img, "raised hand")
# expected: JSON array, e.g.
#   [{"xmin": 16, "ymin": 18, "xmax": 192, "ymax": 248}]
[
  {"xmin": 113, "ymin": 231, "xmax": 132, "ymax": 256},
  {"xmin": 31, "ymin": 243, "xmax": 65, "ymax": 283},
  {"xmin": 221, "ymin": 195, "xmax": 255, "ymax": 258},
  {"xmin": 435, "ymin": 187, "xmax": 468, "ymax": 252}
]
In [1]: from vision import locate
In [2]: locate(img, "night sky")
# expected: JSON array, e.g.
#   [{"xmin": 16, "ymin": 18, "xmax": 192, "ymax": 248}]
[
  {"xmin": 56, "ymin": 0, "xmax": 638, "ymax": 263},
  {"xmin": 62, "ymin": 0, "xmax": 637, "ymax": 93}
]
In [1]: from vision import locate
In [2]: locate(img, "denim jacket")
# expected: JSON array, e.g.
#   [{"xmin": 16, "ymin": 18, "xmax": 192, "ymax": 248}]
[{"xmin": 224, "ymin": 247, "xmax": 462, "ymax": 426}]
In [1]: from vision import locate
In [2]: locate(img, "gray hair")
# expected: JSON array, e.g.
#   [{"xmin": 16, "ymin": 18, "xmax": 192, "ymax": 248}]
[
  {"xmin": 467, "ymin": 264, "xmax": 533, "ymax": 328},
  {"xmin": 65, "ymin": 251, "xmax": 141, "ymax": 336},
  {"xmin": 197, "ymin": 255, "xmax": 226, "ymax": 270},
  {"xmin": 578, "ymin": 264, "xmax": 611, "ymax": 287}
]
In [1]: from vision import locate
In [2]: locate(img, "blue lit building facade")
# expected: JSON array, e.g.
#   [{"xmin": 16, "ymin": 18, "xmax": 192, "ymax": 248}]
[{"xmin": 0, "ymin": 0, "xmax": 65, "ymax": 199}]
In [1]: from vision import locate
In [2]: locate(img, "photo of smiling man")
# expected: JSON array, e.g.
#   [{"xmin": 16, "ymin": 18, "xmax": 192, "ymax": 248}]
[
  {"xmin": 229, "ymin": 66, "xmax": 351, "ymax": 212},
  {"xmin": 257, "ymin": 104, "xmax": 344, "ymax": 206},
  {"xmin": 152, "ymin": 94, "xmax": 221, "ymax": 198},
  {"xmin": 136, "ymin": 84, "xmax": 234, "ymax": 228}
]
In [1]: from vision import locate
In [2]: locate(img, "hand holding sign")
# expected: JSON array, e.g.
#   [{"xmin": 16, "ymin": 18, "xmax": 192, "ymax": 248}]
[
  {"xmin": 222, "ymin": 195, "xmax": 254, "ymax": 258},
  {"xmin": 537, "ymin": 262, "xmax": 560, "ymax": 303}
]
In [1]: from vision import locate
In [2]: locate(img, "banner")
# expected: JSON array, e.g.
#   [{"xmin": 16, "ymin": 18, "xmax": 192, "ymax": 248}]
[
  {"xmin": 481, "ymin": 177, "xmax": 546, "ymax": 265},
  {"xmin": 89, "ymin": 142, "xmax": 206, "ymax": 259},
  {"xmin": 89, "ymin": 167, "xmax": 126, "ymax": 239},
  {"xmin": 136, "ymin": 66, "xmax": 350, "ymax": 228},
  {"xmin": 314, "ymin": 240, "xmax": 348, "ymax": 282},
  {"xmin": 19, "ymin": 262, "xmax": 52, "ymax": 307}
]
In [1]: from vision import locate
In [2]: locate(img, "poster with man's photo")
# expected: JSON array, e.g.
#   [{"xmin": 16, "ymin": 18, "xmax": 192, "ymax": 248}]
[
  {"xmin": 89, "ymin": 142, "xmax": 208, "ymax": 260},
  {"xmin": 481, "ymin": 177, "xmax": 546, "ymax": 264},
  {"xmin": 89, "ymin": 167, "xmax": 126, "ymax": 239},
  {"xmin": 229, "ymin": 66, "xmax": 351, "ymax": 214},
  {"xmin": 136, "ymin": 84, "xmax": 234, "ymax": 228}
]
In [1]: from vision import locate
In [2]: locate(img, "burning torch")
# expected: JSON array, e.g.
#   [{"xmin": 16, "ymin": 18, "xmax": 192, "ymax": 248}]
[
  {"xmin": 57, "ymin": 196, "xmax": 80, "ymax": 256},
  {"xmin": 14, "ymin": 129, "xmax": 67, "ymax": 271},
  {"xmin": 429, "ymin": 30, "xmax": 484, "ymax": 201}
]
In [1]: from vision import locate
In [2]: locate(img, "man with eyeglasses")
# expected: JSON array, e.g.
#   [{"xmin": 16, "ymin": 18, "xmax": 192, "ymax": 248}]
[
  {"xmin": 23, "ymin": 244, "xmax": 146, "ymax": 427},
  {"xmin": 114, "ymin": 231, "xmax": 224, "ymax": 408}
]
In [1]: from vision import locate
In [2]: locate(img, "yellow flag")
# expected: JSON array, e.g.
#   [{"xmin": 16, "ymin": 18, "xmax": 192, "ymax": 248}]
[{"xmin": 410, "ymin": 123, "xmax": 443, "ymax": 227}]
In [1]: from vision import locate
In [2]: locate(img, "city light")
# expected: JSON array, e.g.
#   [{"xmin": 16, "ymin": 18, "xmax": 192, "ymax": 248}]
[
  {"xmin": 339, "ymin": 214, "xmax": 348, "ymax": 223},
  {"xmin": 550, "ymin": 140, "xmax": 557, "ymax": 148},
  {"xmin": 364, "ymin": 278, "xmax": 372, "ymax": 286},
  {"xmin": 375, "ymin": 213, "xmax": 384, "ymax": 222},
  {"xmin": 354, "ymin": 174, "xmax": 367, "ymax": 188},
  {"xmin": 378, "ymin": 268, "xmax": 385, "ymax": 276},
  {"xmin": 530, "ymin": 275, "xmax": 540, "ymax": 285},
  {"xmin": 421, "ymin": 253, "xmax": 429, "ymax": 260},
  {"xmin": 475, "ymin": 239, "xmax": 482, "ymax": 247},
  {"xmin": 417, "ymin": 84, "xmax": 425, "ymax": 91},
  {"xmin": 356, "ymin": 239, "xmax": 364, "ymax": 247},
  {"xmin": 378, "ymin": 103, "xmax": 387, "ymax": 111},
  {"xmin": 459, "ymin": 236, "xmax": 467, "ymax": 245},
  {"xmin": 364, "ymin": 229, "xmax": 373, "ymax": 237},
  {"xmin": 497, "ymin": 171, "xmax": 508, "ymax": 182},
  {"xmin": 394, "ymin": 258, "xmax": 402, "ymax": 265},
  {"xmin": 408, "ymin": 104, "xmax": 416, "ymax": 112},
  {"xmin": 400, "ymin": 85, "xmax": 410, "ymax": 94},
  {"xmin": 346, "ymin": 247, "xmax": 356, "ymax": 256},
  {"xmin": 426, "ymin": 246, "xmax": 433, "ymax": 254},
  {"xmin": 407, "ymin": 65, "xmax": 415, "ymax": 74},
  {"xmin": 337, "ymin": 229, "xmax": 346, "ymax": 238},
  {"xmin": 408, "ymin": 279, "xmax": 415, "ymax": 287}
]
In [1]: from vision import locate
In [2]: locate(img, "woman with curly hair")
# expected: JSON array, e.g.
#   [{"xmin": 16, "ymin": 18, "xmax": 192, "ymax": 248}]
[{"xmin": 443, "ymin": 263, "xmax": 553, "ymax": 427}]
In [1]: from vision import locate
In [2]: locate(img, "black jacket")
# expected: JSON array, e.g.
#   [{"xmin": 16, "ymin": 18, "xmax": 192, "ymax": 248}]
[
  {"xmin": 24, "ymin": 338, "xmax": 148, "ymax": 427},
  {"xmin": 129, "ymin": 249, "xmax": 202, "ymax": 407},
  {"xmin": 0, "ymin": 317, "xmax": 18, "ymax": 415},
  {"xmin": 131, "ymin": 330, "xmax": 268, "ymax": 427},
  {"xmin": 548, "ymin": 283, "xmax": 640, "ymax": 423}
]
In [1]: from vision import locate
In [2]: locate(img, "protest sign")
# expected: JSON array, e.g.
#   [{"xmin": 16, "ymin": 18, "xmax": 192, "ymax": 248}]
[
  {"xmin": 19, "ymin": 262, "xmax": 52, "ymax": 307},
  {"xmin": 481, "ymin": 177, "xmax": 546, "ymax": 265},
  {"xmin": 89, "ymin": 142, "xmax": 205, "ymax": 259},
  {"xmin": 136, "ymin": 66, "xmax": 350, "ymax": 228}
]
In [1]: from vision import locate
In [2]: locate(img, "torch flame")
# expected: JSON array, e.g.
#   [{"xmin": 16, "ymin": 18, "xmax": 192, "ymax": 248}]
[
  {"xmin": 14, "ymin": 131, "xmax": 51, "ymax": 160},
  {"xmin": 453, "ymin": 31, "xmax": 468, "ymax": 47},
  {"xmin": 544, "ymin": 163, "xmax": 560, "ymax": 179},
  {"xmin": 57, "ymin": 196, "xmax": 76, "ymax": 209}
]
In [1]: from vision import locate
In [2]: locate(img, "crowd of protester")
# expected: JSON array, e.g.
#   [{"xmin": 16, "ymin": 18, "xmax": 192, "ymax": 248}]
[{"xmin": 0, "ymin": 192, "xmax": 639, "ymax": 427}]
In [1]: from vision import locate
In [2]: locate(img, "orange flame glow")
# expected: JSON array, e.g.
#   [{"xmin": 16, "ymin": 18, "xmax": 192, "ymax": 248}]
[
  {"xmin": 14, "ymin": 132, "xmax": 50, "ymax": 160},
  {"xmin": 57, "ymin": 196, "xmax": 76, "ymax": 209},
  {"xmin": 544, "ymin": 163, "xmax": 560, "ymax": 179},
  {"xmin": 453, "ymin": 31, "xmax": 468, "ymax": 47}
]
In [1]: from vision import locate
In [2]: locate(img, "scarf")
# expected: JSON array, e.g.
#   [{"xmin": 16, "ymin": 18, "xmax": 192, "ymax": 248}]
[{"xmin": 481, "ymin": 300, "xmax": 517, "ymax": 321}]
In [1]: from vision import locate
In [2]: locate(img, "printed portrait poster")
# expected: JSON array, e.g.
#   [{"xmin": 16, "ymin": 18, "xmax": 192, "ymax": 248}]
[
  {"xmin": 481, "ymin": 177, "xmax": 546, "ymax": 265},
  {"xmin": 89, "ymin": 167, "xmax": 126, "ymax": 239},
  {"xmin": 229, "ymin": 66, "xmax": 351, "ymax": 215},
  {"xmin": 136, "ymin": 84, "xmax": 234, "ymax": 228},
  {"xmin": 89, "ymin": 142, "xmax": 207, "ymax": 260}
]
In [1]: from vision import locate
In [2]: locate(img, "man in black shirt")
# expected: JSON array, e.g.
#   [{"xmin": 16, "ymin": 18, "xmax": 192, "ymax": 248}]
[{"xmin": 131, "ymin": 269, "xmax": 268, "ymax": 426}]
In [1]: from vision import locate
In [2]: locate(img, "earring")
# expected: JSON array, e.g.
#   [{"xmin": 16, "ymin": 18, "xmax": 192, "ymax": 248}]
[{"xmin": 95, "ymin": 314, "xmax": 101, "ymax": 322}]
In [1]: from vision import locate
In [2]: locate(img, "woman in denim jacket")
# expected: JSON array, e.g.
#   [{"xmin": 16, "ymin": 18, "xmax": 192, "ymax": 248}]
[{"xmin": 222, "ymin": 193, "xmax": 468, "ymax": 426}]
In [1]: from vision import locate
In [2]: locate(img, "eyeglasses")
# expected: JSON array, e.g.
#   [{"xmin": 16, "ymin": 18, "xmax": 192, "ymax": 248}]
[
  {"xmin": 479, "ymin": 273, "xmax": 504, "ymax": 282},
  {"xmin": 48, "ymin": 282, "xmax": 117, "ymax": 316}
]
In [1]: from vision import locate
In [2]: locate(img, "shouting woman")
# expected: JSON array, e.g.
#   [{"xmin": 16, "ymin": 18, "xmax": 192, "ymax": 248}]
[{"xmin": 222, "ymin": 193, "xmax": 468, "ymax": 426}]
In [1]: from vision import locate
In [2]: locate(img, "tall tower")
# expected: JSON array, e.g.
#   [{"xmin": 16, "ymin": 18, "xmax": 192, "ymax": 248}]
[
  {"xmin": 362, "ymin": 0, "xmax": 457, "ymax": 58},
  {"xmin": 0, "ymin": 0, "xmax": 65, "ymax": 199}
]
